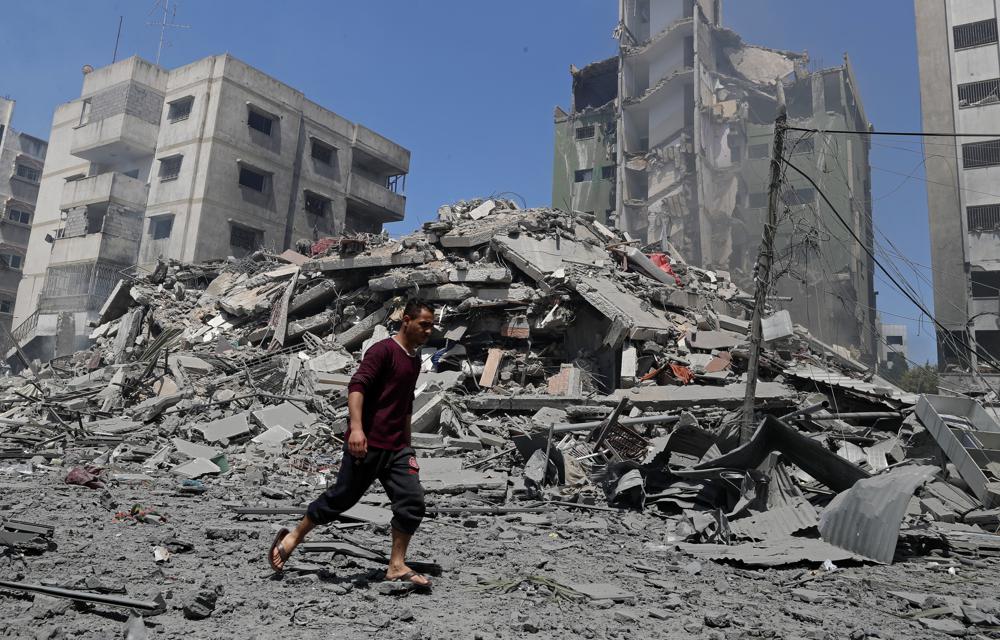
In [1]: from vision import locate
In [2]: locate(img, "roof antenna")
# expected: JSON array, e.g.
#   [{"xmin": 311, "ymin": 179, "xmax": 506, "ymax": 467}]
[
  {"xmin": 147, "ymin": 0, "xmax": 190, "ymax": 65},
  {"xmin": 112, "ymin": 16, "xmax": 123, "ymax": 63}
]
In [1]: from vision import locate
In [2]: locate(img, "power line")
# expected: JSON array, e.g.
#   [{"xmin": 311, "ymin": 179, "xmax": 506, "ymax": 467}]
[
  {"xmin": 789, "ymin": 126, "xmax": 1000, "ymax": 138},
  {"xmin": 782, "ymin": 156, "xmax": 1000, "ymax": 379}
]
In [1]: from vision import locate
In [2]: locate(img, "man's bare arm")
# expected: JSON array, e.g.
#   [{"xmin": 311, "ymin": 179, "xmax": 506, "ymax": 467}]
[{"xmin": 347, "ymin": 391, "xmax": 367, "ymax": 458}]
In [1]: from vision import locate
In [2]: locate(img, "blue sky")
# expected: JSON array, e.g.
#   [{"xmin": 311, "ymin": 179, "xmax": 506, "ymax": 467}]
[{"xmin": 0, "ymin": 1, "xmax": 937, "ymax": 363}]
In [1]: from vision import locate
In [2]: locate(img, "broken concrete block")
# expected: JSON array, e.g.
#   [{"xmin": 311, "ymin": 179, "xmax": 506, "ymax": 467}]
[
  {"xmin": 194, "ymin": 413, "xmax": 252, "ymax": 443},
  {"xmin": 411, "ymin": 394, "xmax": 445, "ymax": 433},
  {"xmin": 172, "ymin": 438, "xmax": 221, "ymax": 461},
  {"xmin": 252, "ymin": 402, "xmax": 313, "ymax": 430},
  {"xmin": 547, "ymin": 364, "xmax": 583, "ymax": 396},
  {"xmin": 252, "ymin": 425, "xmax": 294, "ymax": 445},
  {"xmin": 171, "ymin": 458, "xmax": 221, "ymax": 479},
  {"xmin": 410, "ymin": 432, "xmax": 445, "ymax": 449},
  {"xmin": 479, "ymin": 348, "xmax": 504, "ymax": 388},
  {"xmin": 303, "ymin": 350, "xmax": 352, "ymax": 374},
  {"xmin": 467, "ymin": 198, "xmax": 496, "ymax": 220},
  {"xmin": 336, "ymin": 306, "xmax": 389, "ymax": 349},
  {"xmin": 361, "ymin": 326, "xmax": 390, "ymax": 360},
  {"xmin": 444, "ymin": 436, "xmax": 483, "ymax": 451}
]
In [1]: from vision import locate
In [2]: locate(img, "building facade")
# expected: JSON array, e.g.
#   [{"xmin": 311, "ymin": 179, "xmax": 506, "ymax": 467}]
[
  {"xmin": 0, "ymin": 98, "xmax": 47, "ymax": 334},
  {"xmin": 12, "ymin": 55, "xmax": 409, "ymax": 362},
  {"xmin": 553, "ymin": 0, "xmax": 877, "ymax": 361},
  {"xmin": 878, "ymin": 320, "xmax": 909, "ymax": 374},
  {"xmin": 915, "ymin": 0, "xmax": 1000, "ymax": 389}
]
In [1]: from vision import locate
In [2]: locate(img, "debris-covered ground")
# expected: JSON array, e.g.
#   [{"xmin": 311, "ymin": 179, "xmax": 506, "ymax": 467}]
[{"xmin": 3, "ymin": 199, "xmax": 1000, "ymax": 638}]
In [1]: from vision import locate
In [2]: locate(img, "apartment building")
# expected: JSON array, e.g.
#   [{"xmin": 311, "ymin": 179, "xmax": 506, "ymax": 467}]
[
  {"xmin": 0, "ymin": 98, "xmax": 47, "ymax": 334},
  {"xmin": 553, "ymin": 0, "xmax": 878, "ymax": 361},
  {"xmin": 915, "ymin": 0, "xmax": 1000, "ymax": 389},
  {"xmin": 878, "ymin": 320, "xmax": 909, "ymax": 374},
  {"xmin": 12, "ymin": 54, "xmax": 409, "ymax": 363}
]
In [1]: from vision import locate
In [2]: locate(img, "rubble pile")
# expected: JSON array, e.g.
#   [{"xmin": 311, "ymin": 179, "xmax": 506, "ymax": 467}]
[{"xmin": 3, "ymin": 198, "xmax": 1000, "ymax": 637}]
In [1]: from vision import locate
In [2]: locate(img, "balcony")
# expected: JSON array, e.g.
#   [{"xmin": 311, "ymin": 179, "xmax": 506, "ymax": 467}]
[
  {"xmin": 346, "ymin": 174, "xmax": 405, "ymax": 222},
  {"xmin": 971, "ymin": 297, "xmax": 1000, "ymax": 331},
  {"xmin": 70, "ymin": 113, "xmax": 159, "ymax": 164},
  {"xmin": 61, "ymin": 173, "xmax": 149, "ymax": 210},
  {"xmin": 352, "ymin": 125, "xmax": 410, "ymax": 175}
]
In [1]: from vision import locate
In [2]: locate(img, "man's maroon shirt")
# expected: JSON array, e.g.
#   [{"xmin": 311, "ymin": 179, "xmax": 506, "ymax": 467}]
[{"xmin": 347, "ymin": 337, "xmax": 420, "ymax": 451}]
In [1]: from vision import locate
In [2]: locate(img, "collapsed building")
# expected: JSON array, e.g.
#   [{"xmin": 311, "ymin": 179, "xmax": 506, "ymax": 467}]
[
  {"xmin": 553, "ymin": 0, "xmax": 877, "ymax": 364},
  {"xmin": 2, "ymin": 198, "xmax": 1000, "ymax": 637},
  {"xmin": 0, "ymin": 97, "xmax": 48, "ymax": 333},
  {"xmin": 10, "ymin": 54, "xmax": 409, "ymax": 366}
]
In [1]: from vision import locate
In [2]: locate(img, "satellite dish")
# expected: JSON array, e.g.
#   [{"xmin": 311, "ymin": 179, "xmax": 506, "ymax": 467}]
[{"xmin": 82, "ymin": 64, "xmax": 94, "ymax": 75}]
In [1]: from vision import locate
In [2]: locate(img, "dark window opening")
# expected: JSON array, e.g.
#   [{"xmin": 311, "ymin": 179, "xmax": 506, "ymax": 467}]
[
  {"xmin": 158, "ymin": 155, "xmax": 182, "ymax": 181},
  {"xmin": 787, "ymin": 187, "xmax": 815, "ymax": 206},
  {"xmin": 386, "ymin": 174, "xmax": 406, "ymax": 194},
  {"xmin": 972, "ymin": 271, "xmax": 1000, "ymax": 299},
  {"xmin": 238, "ymin": 166, "xmax": 266, "ymax": 192},
  {"xmin": 823, "ymin": 72, "xmax": 844, "ymax": 114},
  {"xmin": 167, "ymin": 96, "xmax": 193, "ymax": 122},
  {"xmin": 576, "ymin": 125, "xmax": 596, "ymax": 140},
  {"xmin": 0, "ymin": 299, "xmax": 11, "ymax": 314},
  {"xmin": 601, "ymin": 165, "xmax": 616, "ymax": 180},
  {"xmin": 304, "ymin": 192, "xmax": 330, "ymax": 216},
  {"xmin": 683, "ymin": 36, "xmax": 694, "ymax": 68},
  {"xmin": 1, "ymin": 254, "xmax": 23, "ymax": 270},
  {"xmin": 574, "ymin": 168, "xmax": 593, "ymax": 183},
  {"xmin": 230, "ymin": 224, "xmax": 260, "ymax": 250},
  {"xmin": 968, "ymin": 203, "xmax": 1000, "ymax": 231},
  {"xmin": 7, "ymin": 209, "xmax": 31, "ymax": 225},
  {"xmin": 150, "ymin": 217, "xmax": 173, "ymax": 240},
  {"xmin": 247, "ymin": 109, "xmax": 273, "ymax": 135},
  {"xmin": 963, "ymin": 139, "xmax": 1000, "ymax": 169},
  {"xmin": 311, "ymin": 139, "xmax": 334, "ymax": 164},
  {"xmin": 15, "ymin": 164, "xmax": 40, "ymax": 182},
  {"xmin": 958, "ymin": 78, "xmax": 1000, "ymax": 108},
  {"xmin": 886, "ymin": 335, "xmax": 904, "ymax": 346},
  {"xmin": 954, "ymin": 18, "xmax": 998, "ymax": 50}
]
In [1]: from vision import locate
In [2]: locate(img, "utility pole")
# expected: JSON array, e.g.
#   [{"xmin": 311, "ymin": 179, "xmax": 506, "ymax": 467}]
[{"xmin": 741, "ymin": 81, "xmax": 787, "ymax": 442}]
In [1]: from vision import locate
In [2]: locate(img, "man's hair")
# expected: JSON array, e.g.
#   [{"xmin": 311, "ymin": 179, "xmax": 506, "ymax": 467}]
[{"xmin": 403, "ymin": 299, "xmax": 434, "ymax": 319}]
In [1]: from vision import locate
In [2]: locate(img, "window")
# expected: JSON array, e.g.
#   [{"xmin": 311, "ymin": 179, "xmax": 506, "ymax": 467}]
[
  {"xmin": 787, "ymin": 187, "xmax": 815, "ymax": 206},
  {"xmin": 601, "ymin": 165, "xmax": 616, "ymax": 180},
  {"xmin": 574, "ymin": 168, "xmax": 593, "ymax": 183},
  {"xmin": 311, "ymin": 139, "xmax": 334, "ymax": 165},
  {"xmin": 962, "ymin": 139, "xmax": 1000, "ymax": 169},
  {"xmin": 749, "ymin": 143, "xmax": 770, "ymax": 159},
  {"xmin": 575, "ymin": 125, "xmax": 595, "ymax": 140},
  {"xmin": 230, "ymin": 224, "xmax": 260, "ymax": 250},
  {"xmin": 968, "ymin": 203, "xmax": 1000, "ymax": 231},
  {"xmin": 749, "ymin": 192, "xmax": 768, "ymax": 208},
  {"xmin": 167, "ymin": 96, "xmax": 194, "ymax": 122},
  {"xmin": 15, "ymin": 164, "xmax": 40, "ymax": 182},
  {"xmin": 886, "ymin": 335, "xmax": 904, "ymax": 346},
  {"xmin": 158, "ymin": 155, "xmax": 182, "ymax": 181},
  {"xmin": 304, "ymin": 192, "xmax": 330, "ymax": 216},
  {"xmin": 957, "ymin": 78, "xmax": 1000, "ymax": 110},
  {"xmin": 0, "ymin": 299, "xmax": 11, "ymax": 314},
  {"xmin": 954, "ymin": 18, "xmax": 998, "ymax": 50},
  {"xmin": 238, "ymin": 166, "xmax": 267, "ymax": 192},
  {"xmin": 972, "ymin": 271, "xmax": 1000, "ymax": 299},
  {"xmin": 2, "ymin": 254, "xmax": 23, "ymax": 270},
  {"xmin": 7, "ymin": 209, "xmax": 31, "ymax": 225},
  {"xmin": 247, "ymin": 108, "xmax": 273, "ymax": 135},
  {"xmin": 150, "ymin": 216, "xmax": 173, "ymax": 240}
]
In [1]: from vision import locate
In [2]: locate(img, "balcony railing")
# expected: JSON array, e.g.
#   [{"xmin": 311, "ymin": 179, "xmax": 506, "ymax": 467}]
[{"xmin": 61, "ymin": 172, "xmax": 148, "ymax": 210}]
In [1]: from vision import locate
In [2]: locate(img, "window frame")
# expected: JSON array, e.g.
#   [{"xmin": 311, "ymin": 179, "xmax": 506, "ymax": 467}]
[
  {"xmin": 575, "ymin": 125, "xmax": 596, "ymax": 140},
  {"xmin": 310, "ymin": 138, "xmax": 335, "ymax": 165},
  {"xmin": 601, "ymin": 165, "xmax": 616, "ymax": 180},
  {"xmin": 167, "ymin": 96, "xmax": 194, "ymax": 122},
  {"xmin": 247, "ymin": 107, "xmax": 274, "ymax": 136},
  {"xmin": 238, "ymin": 165, "xmax": 268, "ymax": 193},
  {"xmin": 7, "ymin": 209, "xmax": 31, "ymax": 225},
  {"xmin": 229, "ymin": 223, "xmax": 261, "ymax": 251},
  {"xmin": 149, "ymin": 215, "xmax": 174, "ymax": 241},
  {"xmin": 962, "ymin": 138, "xmax": 1000, "ymax": 169},
  {"xmin": 954, "ymin": 18, "xmax": 999, "ymax": 51},
  {"xmin": 304, "ymin": 191, "xmax": 330, "ymax": 216},
  {"xmin": 15, "ymin": 164, "xmax": 40, "ymax": 183},
  {"xmin": 0, "ymin": 299, "xmax": 12, "ymax": 314},
  {"xmin": 574, "ymin": 168, "xmax": 594, "ymax": 183},
  {"xmin": 158, "ymin": 155, "xmax": 183, "ymax": 182}
]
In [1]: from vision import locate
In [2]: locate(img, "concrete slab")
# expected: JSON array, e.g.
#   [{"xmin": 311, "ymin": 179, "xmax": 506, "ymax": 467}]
[
  {"xmin": 303, "ymin": 351, "xmax": 352, "ymax": 373},
  {"xmin": 169, "ymin": 355, "xmax": 214, "ymax": 372},
  {"xmin": 493, "ymin": 234, "xmax": 609, "ymax": 284},
  {"xmin": 171, "ymin": 458, "xmax": 221, "ymax": 479},
  {"xmin": 762, "ymin": 310, "xmax": 794, "ymax": 342},
  {"xmin": 252, "ymin": 425, "xmax": 294, "ymax": 445},
  {"xmin": 688, "ymin": 330, "xmax": 744, "ymax": 351},
  {"xmin": 194, "ymin": 413, "xmax": 253, "ymax": 443},
  {"xmin": 172, "ymin": 438, "xmax": 222, "ymax": 460},
  {"xmin": 572, "ymin": 276, "xmax": 675, "ymax": 339},
  {"xmin": 467, "ymin": 199, "xmax": 496, "ymax": 220},
  {"xmin": 613, "ymin": 382, "xmax": 793, "ymax": 410},
  {"xmin": 252, "ymin": 402, "xmax": 313, "ymax": 430}
]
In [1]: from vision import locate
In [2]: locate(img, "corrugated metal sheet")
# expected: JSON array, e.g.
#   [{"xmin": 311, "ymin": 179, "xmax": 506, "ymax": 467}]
[
  {"xmin": 730, "ymin": 498, "xmax": 819, "ymax": 540},
  {"xmin": 818, "ymin": 465, "xmax": 938, "ymax": 564},
  {"xmin": 784, "ymin": 363, "xmax": 916, "ymax": 404},
  {"xmin": 678, "ymin": 537, "xmax": 861, "ymax": 567}
]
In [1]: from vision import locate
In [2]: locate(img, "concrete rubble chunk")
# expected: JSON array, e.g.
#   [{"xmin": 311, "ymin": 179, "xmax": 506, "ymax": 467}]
[
  {"xmin": 194, "ymin": 413, "xmax": 253, "ymax": 443},
  {"xmin": 251, "ymin": 402, "xmax": 313, "ymax": 430}
]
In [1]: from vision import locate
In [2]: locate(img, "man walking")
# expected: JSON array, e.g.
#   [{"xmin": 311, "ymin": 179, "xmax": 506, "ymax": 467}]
[{"xmin": 269, "ymin": 300, "xmax": 435, "ymax": 589}]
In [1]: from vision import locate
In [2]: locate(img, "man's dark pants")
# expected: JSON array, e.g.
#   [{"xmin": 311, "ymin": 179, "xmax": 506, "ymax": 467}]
[{"xmin": 306, "ymin": 446, "xmax": 425, "ymax": 534}]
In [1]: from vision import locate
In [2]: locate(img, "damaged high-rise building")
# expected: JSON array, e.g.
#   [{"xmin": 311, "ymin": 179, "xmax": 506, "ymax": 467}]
[
  {"xmin": 11, "ymin": 54, "xmax": 409, "ymax": 363},
  {"xmin": 0, "ymin": 97, "xmax": 48, "ymax": 335},
  {"xmin": 915, "ymin": 0, "xmax": 1000, "ymax": 390},
  {"xmin": 553, "ymin": 0, "xmax": 877, "ymax": 361}
]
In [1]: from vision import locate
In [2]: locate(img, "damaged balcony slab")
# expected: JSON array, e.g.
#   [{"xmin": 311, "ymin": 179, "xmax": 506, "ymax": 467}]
[{"xmin": 614, "ymin": 381, "xmax": 792, "ymax": 410}]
